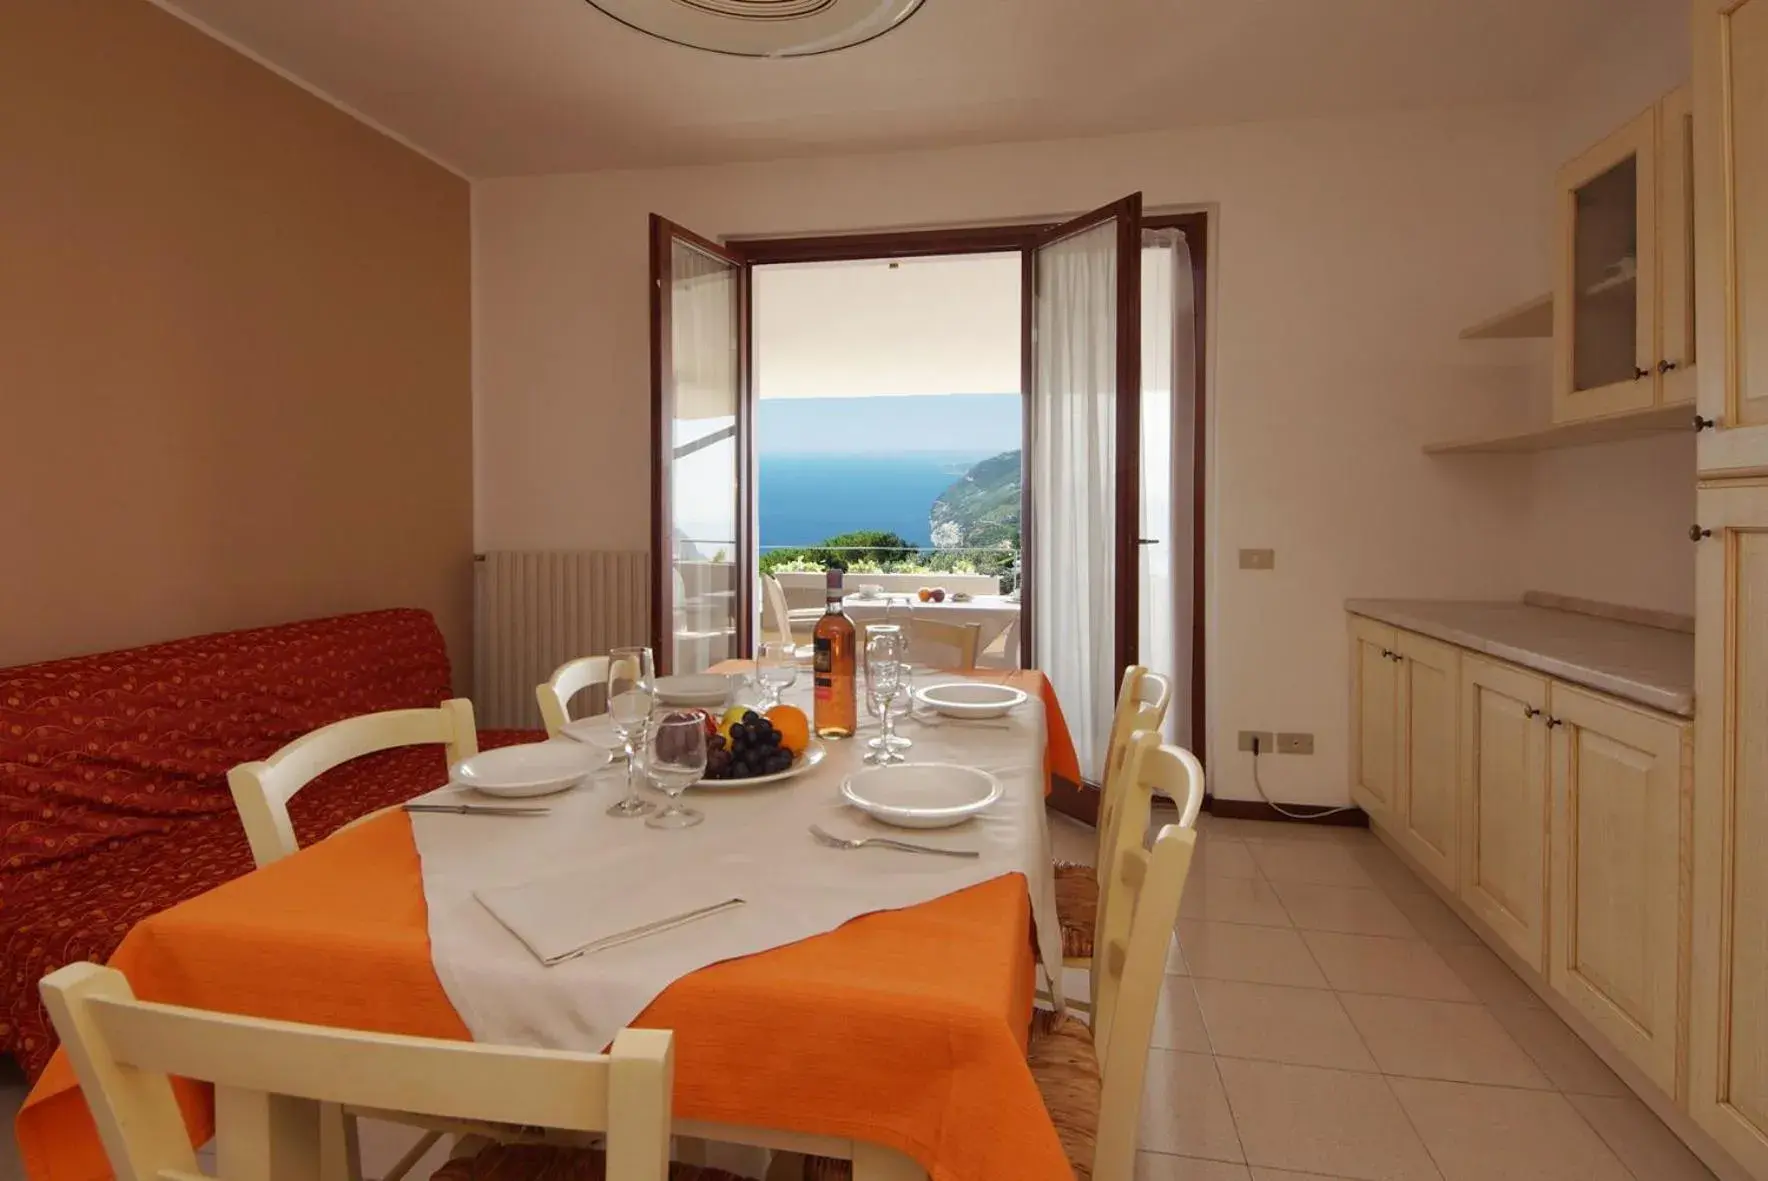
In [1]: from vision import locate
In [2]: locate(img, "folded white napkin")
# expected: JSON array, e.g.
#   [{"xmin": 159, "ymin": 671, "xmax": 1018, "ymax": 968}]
[{"xmin": 476, "ymin": 867, "xmax": 744, "ymax": 967}]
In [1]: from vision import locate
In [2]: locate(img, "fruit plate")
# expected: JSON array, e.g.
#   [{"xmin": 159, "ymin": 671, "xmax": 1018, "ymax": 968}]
[
  {"xmin": 840, "ymin": 763, "xmax": 1003, "ymax": 829},
  {"xmin": 451, "ymin": 741, "xmax": 610, "ymax": 798},
  {"xmin": 692, "ymin": 740, "xmax": 826, "ymax": 790},
  {"xmin": 912, "ymin": 681, "xmax": 1028, "ymax": 719}
]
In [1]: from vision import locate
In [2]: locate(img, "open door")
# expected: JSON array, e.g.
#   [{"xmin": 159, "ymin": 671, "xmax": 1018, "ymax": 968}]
[
  {"xmin": 1024, "ymin": 194, "xmax": 1142, "ymax": 806},
  {"xmin": 650, "ymin": 216, "xmax": 752, "ymax": 675}
]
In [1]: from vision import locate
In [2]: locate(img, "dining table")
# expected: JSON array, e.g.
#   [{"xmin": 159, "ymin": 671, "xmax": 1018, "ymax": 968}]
[{"xmin": 16, "ymin": 666, "xmax": 1082, "ymax": 1181}]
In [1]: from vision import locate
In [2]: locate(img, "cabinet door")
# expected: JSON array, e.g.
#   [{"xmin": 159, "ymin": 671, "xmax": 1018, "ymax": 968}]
[
  {"xmin": 1661, "ymin": 85, "xmax": 1698, "ymax": 408},
  {"xmin": 1460, "ymin": 656, "xmax": 1552, "ymax": 971},
  {"xmin": 1696, "ymin": 0, "xmax": 1768, "ymax": 474},
  {"xmin": 1397, "ymin": 632, "xmax": 1459, "ymax": 892},
  {"xmin": 1690, "ymin": 481, "xmax": 1768, "ymax": 1172},
  {"xmin": 1350, "ymin": 617, "xmax": 1400, "ymax": 825},
  {"xmin": 1554, "ymin": 108, "xmax": 1660, "ymax": 424},
  {"xmin": 1548, "ymin": 684, "xmax": 1689, "ymax": 1096}
]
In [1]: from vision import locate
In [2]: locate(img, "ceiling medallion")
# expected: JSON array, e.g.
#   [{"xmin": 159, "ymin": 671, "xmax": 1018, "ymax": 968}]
[{"xmin": 584, "ymin": 0, "xmax": 925, "ymax": 57}]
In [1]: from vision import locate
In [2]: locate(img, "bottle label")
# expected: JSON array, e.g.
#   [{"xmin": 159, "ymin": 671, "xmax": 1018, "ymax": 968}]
[{"xmin": 814, "ymin": 637, "xmax": 832, "ymax": 700}]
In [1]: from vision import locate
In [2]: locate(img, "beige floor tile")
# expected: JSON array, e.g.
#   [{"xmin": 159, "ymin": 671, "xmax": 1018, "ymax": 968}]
[
  {"xmin": 1252, "ymin": 1171, "xmax": 1369, "ymax": 1180},
  {"xmin": 355, "ymin": 1119, "xmax": 453, "ymax": 1181},
  {"xmin": 1486, "ymin": 1003, "xmax": 1628, "ymax": 1097},
  {"xmin": 1138, "ymin": 1152, "xmax": 1254, "ymax": 1180},
  {"xmin": 1384, "ymin": 890, "xmax": 1480, "ymax": 947},
  {"xmin": 1167, "ymin": 933, "xmax": 1191, "ymax": 975},
  {"xmin": 1183, "ymin": 875, "xmax": 1294, "ymax": 927},
  {"xmin": 1301, "ymin": 932, "xmax": 1475, "ymax": 1002},
  {"xmin": 1141, "ymin": 1050, "xmax": 1245, "ymax": 1163},
  {"xmin": 1192, "ymin": 838, "xmax": 1262, "ymax": 880},
  {"xmin": 1249, "ymin": 842, "xmax": 1378, "ymax": 889},
  {"xmin": 1338, "ymin": 994, "xmax": 1550, "ymax": 1088},
  {"xmin": 1565, "ymin": 1094, "xmax": 1717, "ymax": 1181},
  {"xmin": 1434, "ymin": 943, "xmax": 1547, "ymax": 1010},
  {"xmin": 1177, "ymin": 920, "xmax": 1329, "ymax": 989},
  {"xmin": 1215, "ymin": 1059, "xmax": 1442, "ymax": 1180},
  {"xmin": 1348, "ymin": 843, "xmax": 1434, "ymax": 896},
  {"xmin": 1389, "ymin": 1077, "xmax": 1631, "ymax": 1181},
  {"xmin": 1153, "ymin": 975, "xmax": 1214, "ymax": 1052},
  {"xmin": 1270, "ymin": 883, "xmax": 1417, "ymax": 938},
  {"xmin": 1048, "ymin": 809, "xmax": 1097, "ymax": 866},
  {"xmin": 1193, "ymin": 979, "xmax": 1376, "ymax": 1071}
]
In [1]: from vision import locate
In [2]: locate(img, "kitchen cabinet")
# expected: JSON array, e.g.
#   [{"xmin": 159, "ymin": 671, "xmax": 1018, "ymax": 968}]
[
  {"xmin": 1695, "ymin": 0, "xmax": 1768, "ymax": 474},
  {"xmin": 1690, "ymin": 480, "xmax": 1768, "ymax": 1173},
  {"xmin": 1548, "ymin": 683, "xmax": 1690, "ymax": 1098},
  {"xmin": 1459, "ymin": 655, "xmax": 1552, "ymax": 972},
  {"xmin": 1350, "ymin": 616, "xmax": 1400, "ymax": 825},
  {"xmin": 1395, "ymin": 631, "xmax": 1459, "ymax": 892}
]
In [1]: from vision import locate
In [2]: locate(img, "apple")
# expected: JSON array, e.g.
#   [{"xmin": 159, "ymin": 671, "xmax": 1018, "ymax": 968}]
[{"xmin": 931, "ymin": 587, "xmax": 947, "ymax": 603}]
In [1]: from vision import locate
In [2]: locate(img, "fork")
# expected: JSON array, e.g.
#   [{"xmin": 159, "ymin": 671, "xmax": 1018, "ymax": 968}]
[{"xmin": 809, "ymin": 824, "xmax": 979, "ymax": 859}]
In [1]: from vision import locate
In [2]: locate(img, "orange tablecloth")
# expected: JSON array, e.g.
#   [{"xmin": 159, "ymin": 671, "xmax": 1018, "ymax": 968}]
[{"xmin": 18, "ymin": 672, "xmax": 1081, "ymax": 1181}]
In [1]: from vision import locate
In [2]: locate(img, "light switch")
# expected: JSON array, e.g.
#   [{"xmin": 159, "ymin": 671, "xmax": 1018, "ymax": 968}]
[{"xmin": 1239, "ymin": 548, "xmax": 1275, "ymax": 570}]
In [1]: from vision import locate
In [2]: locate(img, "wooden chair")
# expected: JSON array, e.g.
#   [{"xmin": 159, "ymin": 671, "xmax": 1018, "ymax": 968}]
[
  {"xmin": 863, "ymin": 618, "xmax": 982, "ymax": 670},
  {"xmin": 977, "ymin": 617, "xmax": 1021, "ymax": 668},
  {"xmin": 537, "ymin": 656, "xmax": 611, "ymax": 738},
  {"xmin": 228, "ymin": 700, "xmax": 479, "ymax": 869},
  {"xmin": 1051, "ymin": 667, "xmax": 1174, "ymax": 972},
  {"xmin": 761, "ymin": 575, "xmax": 817, "ymax": 659},
  {"xmin": 38, "ymin": 962, "xmax": 744, "ymax": 1181}
]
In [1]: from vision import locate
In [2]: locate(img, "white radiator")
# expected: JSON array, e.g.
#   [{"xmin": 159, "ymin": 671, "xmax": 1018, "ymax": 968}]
[{"xmin": 473, "ymin": 550, "xmax": 651, "ymax": 729}]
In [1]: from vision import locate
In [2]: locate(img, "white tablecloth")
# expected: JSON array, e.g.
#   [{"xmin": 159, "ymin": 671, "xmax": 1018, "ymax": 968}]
[{"xmin": 411, "ymin": 677, "xmax": 1064, "ymax": 1051}]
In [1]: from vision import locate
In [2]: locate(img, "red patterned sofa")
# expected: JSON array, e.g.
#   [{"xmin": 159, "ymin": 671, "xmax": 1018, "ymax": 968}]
[{"xmin": 0, "ymin": 608, "xmax": 538, "ymax": 1080}]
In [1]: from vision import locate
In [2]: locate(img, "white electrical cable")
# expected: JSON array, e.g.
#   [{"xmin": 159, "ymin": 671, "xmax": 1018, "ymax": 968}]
[{"xmin": 1248, "ymin": 737, "xmax": 1356, "ymax": 822}]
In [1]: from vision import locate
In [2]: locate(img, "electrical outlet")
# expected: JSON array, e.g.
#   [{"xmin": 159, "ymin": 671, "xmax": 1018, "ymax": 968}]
[
  {"xmin": 1239, "ymin": 548, "xmax": 1276, "ymax": 570},
  {"xmin": 1238, "ymin": 730, "xmax": 1275, "ymax": 754},
  {"xmin": 1276, "ymin": 732, "xmax": 1315, "ymax": 755}
]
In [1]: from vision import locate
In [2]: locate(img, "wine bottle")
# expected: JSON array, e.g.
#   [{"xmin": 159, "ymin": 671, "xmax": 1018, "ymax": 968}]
[{"xmin": 812, "ymin": 567, "xmax": 857, "ymax": 738}]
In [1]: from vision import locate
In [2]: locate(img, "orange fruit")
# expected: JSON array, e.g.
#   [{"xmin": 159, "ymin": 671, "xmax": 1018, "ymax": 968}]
[
  {"xmin": 765, "ymin": 704, "xmax": 811, "ymax": 756},
  {"xmin": 917, "ymin": 587, "xmax": 933, "ymax": 602}
]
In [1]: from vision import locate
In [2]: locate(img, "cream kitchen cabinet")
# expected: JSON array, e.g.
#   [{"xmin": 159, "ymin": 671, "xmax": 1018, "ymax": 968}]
[
  {"xmin": 1554, "ymin": 88, "xmax": 1698, "ymax": 424},
  {"xmin": 1394, "ymin": 631, "xmax": 1460, "ymax": 892},
  {"xmin": 1350, "ymin": 616, "xmax": 1400, "ymax": 825},
  {"xmin": 1548, "ymin": 683, "xmax": 1691, "ymax": 1099},
  {"xmin": 1459, "ymin": 655, "xmax": 1553, "ymax": 972},
  {"xmin": 1690, "ymin": 480, "xmax": 1768, "ymax": 1173},
  {"xmin": 1695, "ymin": 1, "xmax": 1768, "ymax": 474}
]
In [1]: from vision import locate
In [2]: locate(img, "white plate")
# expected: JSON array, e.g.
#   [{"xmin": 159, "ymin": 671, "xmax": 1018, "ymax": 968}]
[
  {"xmin": 654, "ymin": 674, "xmax": 734, "ymax": 707},
  {"xmin": 694, "ymin": 740, "xmax": 826, "ymax": 790},
  {"xmin": 452, "ymin": 741, "xmax": 610, "ymax": 798},
  {"xmin": 840, "ymin": 763, "xmax": 1003, "ymax": 829},
  {"xmin": 912, "ymin": 681, "xmax": 1028, "ymax": 719}
]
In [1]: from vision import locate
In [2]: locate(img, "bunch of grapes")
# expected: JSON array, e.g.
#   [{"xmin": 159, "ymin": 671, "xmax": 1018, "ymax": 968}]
[{"xmin": 705, "ymin": 710, "xmax": 795, "ymax": 781}]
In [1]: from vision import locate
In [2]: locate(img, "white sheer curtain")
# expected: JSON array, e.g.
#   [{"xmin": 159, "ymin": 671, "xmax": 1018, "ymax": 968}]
[{"xmin": 1031, "ymin": 222, "xmax": 1119, "ymax": 782}]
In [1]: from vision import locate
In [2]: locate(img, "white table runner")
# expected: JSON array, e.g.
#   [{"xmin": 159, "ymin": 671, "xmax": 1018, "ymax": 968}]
[{"xmin": 412, "ymin": 676, "xmax": 1066, "ymax": 1051}]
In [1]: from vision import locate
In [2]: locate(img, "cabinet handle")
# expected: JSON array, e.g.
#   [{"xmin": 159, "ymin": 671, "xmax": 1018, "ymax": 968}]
[
  {"xmin": 1634, "ymin": 366, "xmax": 1653, "ymax": 380},
  {"xmin": 1523, "ymin": 706, "xmax": 1542, "ymax": 720},
  {"xmin": 1693, "ymin": 415, "xmax": 1715, "ymax": 432},
  {"xmin": 1691, "ymin": 524, "xmax": 1713, "ymax": 541},
  {"xmin": 1658, "ymin": 359, "xmax": 1681, "ymax": 374},
  {"xmin": 1545, "ymin": 717, "xmax": 1564, "ymax": 729},
  {"xmin": 1388, "ymin": 652, "xmax": 1404, "ymax": 663}
]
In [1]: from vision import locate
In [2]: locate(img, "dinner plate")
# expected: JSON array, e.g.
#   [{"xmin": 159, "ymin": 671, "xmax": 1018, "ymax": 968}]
[
  {"xmin": 840, "ymin": 763, "xmax": 1003, "ymax": 829},
  {"xmin": 912, "ymin": 681, "xmax": 1028, "ymax": 719},
  {"xmin": 451, "ymin": 741, "xmax": 610, "ymax": 798},
  {"xmin": 694, "ymin": 740, "xmax": 826, "ymax": 790},
  {"xmin": 654, "ymin": 674, "xmax": 734, "ymax": 707}
]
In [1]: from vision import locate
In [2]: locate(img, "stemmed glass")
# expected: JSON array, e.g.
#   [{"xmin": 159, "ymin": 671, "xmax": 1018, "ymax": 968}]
[
  {"xmin": 864, "ymin": 625, "xmax": 913, "ymax": 754},
  {"xmin": 645, "ymin": 712, "xmax": 707, "ymax": 829},
  {"xmin": 863, "ymin": 631, "xmax": 907, "ymax": 766},
  {"xmin": 756, "ymin": 641, "xmax": 798, "ymax": 710},
  {"xmin": 606, "ymin": 646, "xmax": 656, "ymax": 818}
]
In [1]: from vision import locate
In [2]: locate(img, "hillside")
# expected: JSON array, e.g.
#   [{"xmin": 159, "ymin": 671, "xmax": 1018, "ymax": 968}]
[{"xmin": 929, "ymin": 449, "xmax": 1021, "ymax": 550}]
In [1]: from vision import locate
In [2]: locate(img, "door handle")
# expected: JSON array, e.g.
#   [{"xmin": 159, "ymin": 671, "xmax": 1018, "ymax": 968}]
[{"xmin": 1136, "ymin": 538, "xmax": 1161, "ymax": 545}]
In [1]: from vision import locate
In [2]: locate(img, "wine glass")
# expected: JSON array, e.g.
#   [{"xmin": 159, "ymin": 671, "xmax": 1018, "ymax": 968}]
[
  {"xmin": 863, "ymin": 625, "xmax": 912, "ymax": 753},
  {"xmin": 605, "ymin": 646, "xmax": 656, "ymax": 818},
  {"xmin": 863, "ymin": 631, "xmax": 907, "ymax": 766},
  {"xmin": 756, "ymin": 640, "xmax": 798, "ymax": 710},
  {"xmin": 645, "ymin": 712, "xmax": 707, "ymax": 829}
]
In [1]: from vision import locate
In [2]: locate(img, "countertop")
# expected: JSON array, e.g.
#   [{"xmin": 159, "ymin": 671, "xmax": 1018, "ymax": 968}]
[{"xmin": 1345, "ymin": 598, "xmax": 1695, "ymax": 718}]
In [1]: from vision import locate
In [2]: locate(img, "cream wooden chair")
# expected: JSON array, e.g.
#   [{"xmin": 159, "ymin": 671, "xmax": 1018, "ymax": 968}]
[
  {"xmin": 228, "ymin": 700, "xmax": 478, "ymax": 869},
  {"xmin": 37, "ymin": 962, "xmax": 731, "ymax": 1181},
  {"xmin": 537, "ymin": 656, "xmax": 611, "ymax": 738},
  {"xmin": 863, "ymin": 618, "xmax": 982, "ymax": 670},
  {"xmin": 761, "ymin": 575, "xmax": 817, "ymax": 659}
]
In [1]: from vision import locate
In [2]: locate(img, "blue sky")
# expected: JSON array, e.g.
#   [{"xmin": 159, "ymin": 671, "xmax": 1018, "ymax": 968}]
[{"xmin": 758, "ymin": 393, "xmax": 1021, "ymax": 455}]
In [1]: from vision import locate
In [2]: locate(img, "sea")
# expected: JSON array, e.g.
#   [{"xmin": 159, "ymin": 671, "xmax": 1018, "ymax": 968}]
[{"xmin": 758, "ymin": 453, "xmax": 986, "ymax": 549}]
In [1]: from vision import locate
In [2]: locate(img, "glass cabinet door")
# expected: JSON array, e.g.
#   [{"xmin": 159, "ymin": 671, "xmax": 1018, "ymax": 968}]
[{"xmin": 1554, "ymin": 109, "xmax": 1658, "ymax": 423}]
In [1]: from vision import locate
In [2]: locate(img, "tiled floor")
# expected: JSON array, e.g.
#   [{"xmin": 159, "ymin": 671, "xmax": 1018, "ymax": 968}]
[{"xmin": 0, "ymin": 815, "xmax": 1720, "ymax": 1181}]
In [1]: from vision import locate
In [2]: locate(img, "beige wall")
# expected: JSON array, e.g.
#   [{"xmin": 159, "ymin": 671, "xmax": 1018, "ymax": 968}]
[
  {"xmin": 475, "ymin": 104, "xmax": 1553, "ymax": 806},
  {"xmin": 1, "ymin": 0, "xmax": 475, "ymax": 684}
]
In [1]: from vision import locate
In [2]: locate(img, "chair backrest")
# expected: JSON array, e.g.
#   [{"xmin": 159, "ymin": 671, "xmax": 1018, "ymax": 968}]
[
  {"xmin": 537, "ymin": 656, "xmax": 612, "ymax": 738},
  {"xmin": 1092, "ymin": 667, "xmax": 1172, "ymax": 866},
  {"xmin": 761, "ymin": 575, "xmax": 796, "ymax": 647},
  {"xmin": 978, "ymin": 616, "xmax": 1021, "ymax": 667},
  {"xmin": 1087, "ymin": 819, "xmax": 1199, "ymax": 1181},
  {"xmin": 227, "ymin": 700, "xmax": 478, "ymax": 868},
  {"xmin": 899, "ymin": 618, "xmax": 983, "ymax": 670},
  {"xmin": 41, "ymin": 963, "xmax": 673, "ymax": 1181}
]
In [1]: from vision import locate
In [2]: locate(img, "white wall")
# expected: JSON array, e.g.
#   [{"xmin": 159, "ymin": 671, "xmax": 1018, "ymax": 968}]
[{"xmin": 475, "ymin": 103, "xmax": 1554, "ymax": 806}]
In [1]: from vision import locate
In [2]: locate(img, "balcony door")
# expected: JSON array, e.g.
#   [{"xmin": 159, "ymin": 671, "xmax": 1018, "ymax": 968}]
[{"xmin": 650, "ymin": 216, "xmax": 752, "ymax": 675}]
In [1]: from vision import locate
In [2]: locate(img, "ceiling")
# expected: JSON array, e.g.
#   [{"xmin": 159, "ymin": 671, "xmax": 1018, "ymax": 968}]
[{"xmin": 157, "ymin": 0, "xmax": 1628, "ymax": 178}]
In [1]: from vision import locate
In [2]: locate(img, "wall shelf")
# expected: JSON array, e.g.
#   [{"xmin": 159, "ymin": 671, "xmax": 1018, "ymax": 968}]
[
  {"xmin": 1459, "ymin": 294, "xmax": 1553, "ymax": 340},
  {"xmin": 1424, "ymin": 403, "xmax": 1692, "ymax": 454}
]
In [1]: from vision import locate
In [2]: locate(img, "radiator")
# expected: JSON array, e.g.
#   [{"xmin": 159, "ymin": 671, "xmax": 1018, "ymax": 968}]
[{"xmin": 472, "ymin": 550, "xmax": 651, "ymax": 729}]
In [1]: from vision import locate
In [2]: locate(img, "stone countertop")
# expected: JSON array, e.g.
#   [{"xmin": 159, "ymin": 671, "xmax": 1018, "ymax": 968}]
[{"xmin": 1345, "ymin": 598, "xmax": 1695, "ymax": 718}]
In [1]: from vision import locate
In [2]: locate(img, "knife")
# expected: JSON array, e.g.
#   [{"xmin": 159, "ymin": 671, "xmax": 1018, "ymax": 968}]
[{"xmin": 403, "ymin": 802, "xmax": 551, "ymax": 817}]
